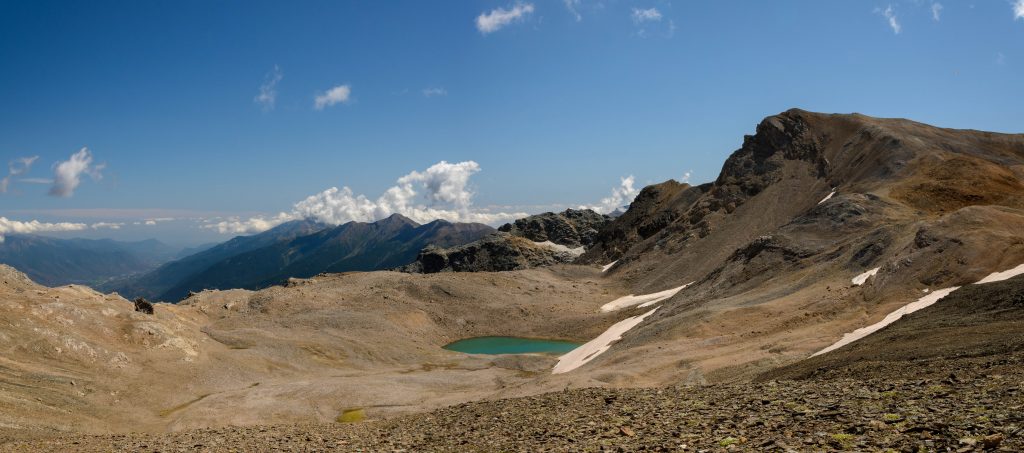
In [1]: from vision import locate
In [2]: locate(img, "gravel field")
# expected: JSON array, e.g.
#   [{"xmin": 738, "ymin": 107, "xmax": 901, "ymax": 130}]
[{"xmin": 8, "ymin": 354, "xmax": 1021, "ymax": 452}]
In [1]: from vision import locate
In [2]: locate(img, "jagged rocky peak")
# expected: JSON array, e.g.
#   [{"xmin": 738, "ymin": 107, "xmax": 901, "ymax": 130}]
[{"xmin": 497, "ymin": 208, "xmax": 609, "ymax": 248}]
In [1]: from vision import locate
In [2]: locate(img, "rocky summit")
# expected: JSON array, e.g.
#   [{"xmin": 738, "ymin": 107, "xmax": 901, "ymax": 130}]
[
  {"xmin": 2, "ymin": 110, "xmax": 1023, "ymax": 452},
  {"xmin": 401, "ymin": 209, "xmax": 605, "ymax": 273}
]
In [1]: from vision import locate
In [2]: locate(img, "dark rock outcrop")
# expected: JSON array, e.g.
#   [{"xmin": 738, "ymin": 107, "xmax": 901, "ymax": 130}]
[
  {"xmin": 400, "ymin": 233, "xmax": 583, "ymax": 273},
  {"xmin": 133, "ymin": 297, "xmax": 154, "ymax": 315},
  {"xmin": 402, "ymin": 210, "xmax": 603, "ymax": 274},
  {"xmin": 497, "ymin": 209, "xmax": 609, "ymax": 248},
  {"xmin": 579, "ymin": 181, "xmax": 706, "ymax": 264}
]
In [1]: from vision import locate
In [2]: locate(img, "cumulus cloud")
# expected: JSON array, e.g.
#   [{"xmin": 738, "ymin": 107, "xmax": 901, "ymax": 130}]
[
  {"xmin": 631, "ymin": 7, "xmax": 662, "ymax": 23},
  {"xmin": 1016, "ymin": 0, "xmax": 1024, "ymax": 20},
  {"xmin": 0, "ymin": 156, "xmax": 39, "ymax": 194},
  {"xmin": 90, "ymin": 222, "xmax": 124, "ymax": 230},
  {"xmin": 0, "ymin": 217, "xmax": 87, "ymax": 242},
  {"xmin": 422, "ymin": 87, "xmax": 447, "ymax": 97},
  {"xmin": 476, "ymin": 3, "xmax": 535, "ymax": 34},
  {"xmin": 254, "ymin": 65, "xmax": 283, "ymax": 111},
  {"xmin": 49, "ymin": 148, "xmax": 105, "ymax": 198},
  {"xmin": 204, "ymin": 212, "xmax": 296, "ymax": 235},
  {"xmin": 580, "ymin": 176, "xmax": 640, "ymax": 215},
  {"xmin": 681, "ymin": 170, "xmax": 692, "ymax": 184},
  {"xmin": 314, "ymin": 84, "xmax": 352, "ymax": 110},
  {"xmin": 876, "ymin": 5, "xmax": 901, "ymax": 34},
  {"xmin": 203, "ymin": 161, "xmax": 529, "ymax": 235},
  {"xmin": 931, "ymin": 3, "xmax": 943, "ymax": 21}
]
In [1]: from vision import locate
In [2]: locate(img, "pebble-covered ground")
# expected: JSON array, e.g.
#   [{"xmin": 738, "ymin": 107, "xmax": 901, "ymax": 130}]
[{"xmin": 6, "ymin": 357, "xmax": 1022, "ymax": 452}]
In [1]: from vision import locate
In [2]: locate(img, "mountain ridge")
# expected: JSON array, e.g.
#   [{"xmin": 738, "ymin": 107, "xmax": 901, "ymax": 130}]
[{"xmin": 109, "ymin": 214, "xmax": 495, "ymax": 301}]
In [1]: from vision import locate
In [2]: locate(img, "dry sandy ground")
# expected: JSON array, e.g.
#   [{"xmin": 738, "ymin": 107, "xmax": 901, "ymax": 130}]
[{"xmin": 0, "ymin": 265, "xmax": 632, "ymax": 441}]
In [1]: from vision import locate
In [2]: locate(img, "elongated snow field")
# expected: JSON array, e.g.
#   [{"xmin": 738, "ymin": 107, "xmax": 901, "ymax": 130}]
[
  {"xmin": 977, "ymin": 263, "xmax": 1024, "ymax": 284},
  {"xmin": 817, "ymin": 189, "xmax": 836, "ymax": 205},
  {"xmin": 601, "ymin": 261, "xmax": 618, "ymax": 273},
  {"xmin": 552, "ymin": 307, "xmax": 659, "ymax": 374},
  {"xmin": 813, "ymin": 262, "xmax": 1024, "ymax": 357},
  {"xmin": 811, "ymin": 286, "xmax": 960, "ymax": 357},
  {"xmin": 599, "ymin": 284, "xmax": 690, "ymax": 312}
]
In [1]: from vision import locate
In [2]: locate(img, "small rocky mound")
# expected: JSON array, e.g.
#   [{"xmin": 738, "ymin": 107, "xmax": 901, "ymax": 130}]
[
  {"xmin": 400, "ymin": 233, "xmax": 583, "ymax": 273},
  {"xmin": 133, "ymin": 297, "xmax": 155, "ymax": 315},
  {"xmin": 497, "ymin": 209, "xmax": 609, "ymax": 248}
]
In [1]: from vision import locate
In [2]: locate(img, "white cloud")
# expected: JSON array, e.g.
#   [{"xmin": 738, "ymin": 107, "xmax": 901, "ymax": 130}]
[
  {"xmin": 90, "ymin": 222, "xmax": 124, "ymax": 230},
  {"xmin": 631, "ymin": 7, "xmax": 662, "ymax": 23},
  {"xmin": 314, "ymin": 84, "xmax": 352, "ymax": 110},
  {"xmin": 931, "ymin": 3, "xmax": 943, "ymax": 21},
  {"xmin": 564, "ymin": 0, "xmax": 582, "ymax": 21},
  {"xmin": 203, "ymin": 161, "xmax": 529, "ymax": 235},
  {"xmin": 580, "ymin": 176, "xmax": 640, "ymax": 215},
  {"xmin": 476, "ymin": 3, "xmax": 535, "ymax": 34},
  {"xmin": 0, "ymin": 156, "xmax": 39, "ymax": 194},
  {"xmin": 1015, "ymin": 0, "xmax": 1024, "ymax": 20},
  {"xmin": 876, "ymin": 5, "xmax": 901, "ymax": 34},
  {"xmin": 49, "ymin": 148, "xmax": 105, "ymax": 197},
  {"xmin": 204, "ymin": 212, "xmax": 296, "ymax": 235},
  {"xmin": 681, "ymin": 170, "xmax": 692, "ymax": 184},
  {"xmin": 422, "ymin": 87, "xmax": 447, "ymax": 97},
  {"xmin": 254, "ymin": 65, "xmax": 283, "ymax": 111},
  {"xmin": 0, "ymin": 217, "xmax": 87, "ymax": 242},
  {"xmin": 631, "ymin": 7, "xmax": 674, "ymax": 38}
]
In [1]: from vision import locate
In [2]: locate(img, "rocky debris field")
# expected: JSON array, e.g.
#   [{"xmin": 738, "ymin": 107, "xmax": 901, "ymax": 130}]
[{"xmin": 10, "ymin": 354, "xmax": 1022, "ymax": 452}]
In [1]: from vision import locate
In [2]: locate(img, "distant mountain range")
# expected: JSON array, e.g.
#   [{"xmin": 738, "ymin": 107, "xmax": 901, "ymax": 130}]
[
  {"xmin": 0, "ymin": 235, "xmax": 183, "ymax": 287},
  {"xmin": 106, "ymin": 214, "xmax": 494, "ymax": 302}
]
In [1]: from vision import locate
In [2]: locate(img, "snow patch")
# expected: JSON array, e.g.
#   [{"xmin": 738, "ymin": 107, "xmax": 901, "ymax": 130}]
[
  {"xmin": 600, "ymin": 283, "xmax": 691, "ymax": 312},
  {"xmin": 813, "ymin": 262, "xmax": 1024, "ymax": 357},
  {"xmin": 976, "ymin": 263, "xmax": 1024, "ymax": 284},
  {"xmin": 817, "ymin": 188, "xmax": 836, "ymax": 205},
  {"xmin": 811, "ymin": 286, "xmax": 960, "ymax": 357},
  {"xmin": 552, "ymin": 307, "xmax": 659, "ymax": 374},
  {"xmin": 602, "ymin": 260, "xmax": 618, "ymax": 273},
  {"xmin": 851, "ymin": 267, "xmax": 880, "ymax": 286}
]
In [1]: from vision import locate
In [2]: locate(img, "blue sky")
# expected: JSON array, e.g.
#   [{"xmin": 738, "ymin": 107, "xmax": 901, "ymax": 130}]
[{"xmin": 1, "ymin": 1, "xmax": 1022, "ymax": 245}]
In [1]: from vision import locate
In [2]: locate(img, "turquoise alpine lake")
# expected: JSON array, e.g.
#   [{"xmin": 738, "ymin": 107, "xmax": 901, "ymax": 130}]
[{"xmin": 442, "ymin": 336, "xmax": 581, "ymax": 355}]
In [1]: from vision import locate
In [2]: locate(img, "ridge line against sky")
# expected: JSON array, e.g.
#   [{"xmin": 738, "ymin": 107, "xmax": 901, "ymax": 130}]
[{"xmin": 1, "ymin": 1, "xmax": 1022, "ymax": 244}]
